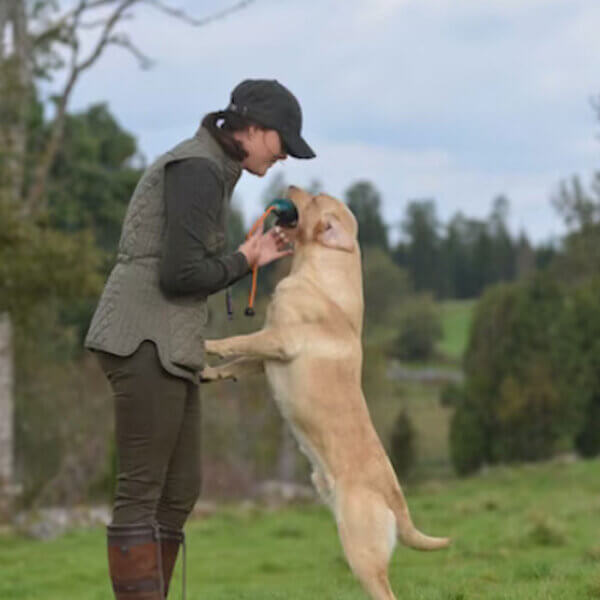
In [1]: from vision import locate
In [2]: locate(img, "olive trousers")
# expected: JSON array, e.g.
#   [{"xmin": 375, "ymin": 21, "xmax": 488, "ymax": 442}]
[{"xmin": 96, "ymin": 341, "xmax": 201, "ymax": 530}]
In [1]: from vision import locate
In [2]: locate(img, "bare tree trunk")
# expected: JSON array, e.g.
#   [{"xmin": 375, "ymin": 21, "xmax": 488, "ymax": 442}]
[
  {"xmin": 0, "ymin": 0, "xmax": 31, "ymax": 206},
  {"xmin": 0, "ymin": 313, "xmax": 19, "ymax": 520},
  {"xmin": 0, "ymin": 3, "xmax": 9, "ymax": 58}
]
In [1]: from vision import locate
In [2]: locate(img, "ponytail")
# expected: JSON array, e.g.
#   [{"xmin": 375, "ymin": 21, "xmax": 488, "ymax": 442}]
[{"xmin": 202, "ymin": 110, "xmax": 262, "ymax": 162}]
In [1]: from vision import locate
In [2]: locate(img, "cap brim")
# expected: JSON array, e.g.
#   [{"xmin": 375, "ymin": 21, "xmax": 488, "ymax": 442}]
[{"xmin": 281, "ymin": 132, "xmax": 316, "ymax": 159}]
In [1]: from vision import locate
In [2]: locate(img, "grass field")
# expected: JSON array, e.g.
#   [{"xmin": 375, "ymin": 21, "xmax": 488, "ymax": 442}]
[
  {"xmin": 401, "ymin": 380, "xmax": 454, "ymax": 479},
  {"xmin": 2, "ymin": 458, "xmax": 599, "ymax": 599},
  {"xmin": 437, "ymin": 300, "xmax": 476, "ymax": 362},
  {"xmin": 7, "ymin": 297, "xmax": 557, "ymax": 599},
  {"xmin": 388, "ymin": 299, "xmax": 475, "ymax": 479}
]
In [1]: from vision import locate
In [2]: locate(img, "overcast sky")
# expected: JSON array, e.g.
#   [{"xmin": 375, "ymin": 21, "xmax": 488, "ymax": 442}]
[{"xmin": 65, "ymin": 0, "xmax": 600, "ymax": 243}]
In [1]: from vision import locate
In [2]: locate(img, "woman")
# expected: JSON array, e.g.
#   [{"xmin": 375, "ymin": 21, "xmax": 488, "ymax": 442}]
[{"xmin": 85, "ymin": 79, "xmax": 315, "ymax": 599}]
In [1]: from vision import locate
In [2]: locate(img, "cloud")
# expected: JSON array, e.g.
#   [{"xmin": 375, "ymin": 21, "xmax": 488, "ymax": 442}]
[{"xmin": 62, "ymin": 0, "xmax": 600, "ymax": 245}]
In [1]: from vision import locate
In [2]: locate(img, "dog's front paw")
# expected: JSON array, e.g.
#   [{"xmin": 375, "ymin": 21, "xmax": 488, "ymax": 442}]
[
  {"xmin": 200, "ymin": 365, "xmax": 219, "ymax": 382},
  {"xmin": 200, "ymin": 364, "xmax": 238, "ymax": 383}
]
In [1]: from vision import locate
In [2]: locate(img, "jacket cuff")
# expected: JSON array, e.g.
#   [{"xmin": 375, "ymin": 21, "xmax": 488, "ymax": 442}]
[{"xmin": 224, "ymin": 251, "xmax": 251, "ymax": 284}]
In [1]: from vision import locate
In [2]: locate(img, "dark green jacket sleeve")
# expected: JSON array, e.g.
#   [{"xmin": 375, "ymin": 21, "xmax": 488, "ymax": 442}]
[{"xmin": 159, "ymin": 157, "xmax": 250, "ymax": 296}]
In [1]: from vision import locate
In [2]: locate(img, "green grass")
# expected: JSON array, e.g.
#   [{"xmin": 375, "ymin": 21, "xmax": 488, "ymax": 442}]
[
  {"xmin": 401, "ymin": 381, "xmax": 454, "ymax": 478},
  {"xmin": 437, "ymin": 300, "xmax": 476, "ymax": 361},
  {"xmin": 2, "ymin": 459, "xmax": 600, "ymax": 599}
]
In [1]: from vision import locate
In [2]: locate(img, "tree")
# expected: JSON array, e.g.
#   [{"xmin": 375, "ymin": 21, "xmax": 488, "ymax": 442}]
[
  {"xmin": 361, "ymin": 248, "xmax": 411, "ymax": 332},
  {"xmin": 558, "ymin": 277, "xmax": 600, "ymax": 458},
  {"xmin": 449, "ymin": 94, "xmax": 600, "ymax": 472},
  {"xmin": 515, "ymin": 232, "xmax": 535, "ymax": 280},
  {"xmin": 436, "ymin": 212, "xmax": 476, "ymax": 299},
  {"xmin": 549, "ymin": 174, "xmax": 600, "ymax": 285},
  {"xmin": 488, "ymin": 195, "xmax": 516, "ymax": 283},
  {"xmin": 433, "ymin": 199, "xmax": 518, "ymax": 300},
  {"xmin": 0, "ymin": 0, "xmax": 32, "ymax": 206},
  {"xmin": 552, "ymin": 174, "xmax": 599, "ymax": 231},
  {"xmin": 449, "ymin": 275, "xmax": 588, "ymax": 472},
  {"xmin": 47, "ymin": 102, "xmax": 142, "ymax": 254},
  {"xmin": 0, "ymin": 0, "xmax": 255, "ymax": 214},
  {"xmin": 389, "ymin": 295, "xmax": 442, "ymax": 362},
  {"xmin": 345, "ymin": 180, "xmax": 389, "ymax": 251},
  {"xmin": 399, "ymin": 199, "xmax": 439, "ymax": 293},
  {"xmin": 0, "ymin": 197, "xmax": 103, "ymax": 329}
]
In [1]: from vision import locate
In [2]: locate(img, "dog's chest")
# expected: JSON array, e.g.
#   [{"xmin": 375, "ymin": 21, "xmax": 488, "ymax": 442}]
[
  {"xmin": 265, "ymin": 361, "xmax": 328, "ymax": 475},
  {"xmin": 264, "ymin": 361, "xmax": 295, "ymax": 419}
]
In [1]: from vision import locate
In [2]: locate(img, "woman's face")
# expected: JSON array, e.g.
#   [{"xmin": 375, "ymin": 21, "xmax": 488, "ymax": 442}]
[{"xmin": 238, "ymin": 127, "xmax": 288, "ymax": 176}]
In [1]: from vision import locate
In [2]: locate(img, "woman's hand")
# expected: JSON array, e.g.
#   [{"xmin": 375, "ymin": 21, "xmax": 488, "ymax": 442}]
[{"xmin": 238, "ymin": 226, "xmax": 293, "ymax": 269}]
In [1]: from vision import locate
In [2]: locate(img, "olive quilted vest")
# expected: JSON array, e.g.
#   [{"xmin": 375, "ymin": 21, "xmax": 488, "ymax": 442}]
[{"xmin": 84, "ymin": 126, "xmax": 242, "ymax": 382}]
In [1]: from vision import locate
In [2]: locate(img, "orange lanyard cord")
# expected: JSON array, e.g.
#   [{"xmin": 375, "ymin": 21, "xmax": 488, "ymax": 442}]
[{"xmin": 246, "ymin": 206, "xmax": 277, "ymax": 314}]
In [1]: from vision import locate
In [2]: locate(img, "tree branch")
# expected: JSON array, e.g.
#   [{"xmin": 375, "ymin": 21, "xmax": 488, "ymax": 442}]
[
  {"xmin": 25, "ymin": 0, "xmax": 140, "ymax": 215},
  {"xmin": 23, "ymin": 0, "xmax": 256, "ymax": 215},
  {"xmin": 29, "ymin": 0, "xmax": 120, "ymax": 44},
  {"xmin": 108, "ymin": 33, "xmax": 153, "ymax": 69},
  {"xmin": 142, "ymin": 0, "xmax": 256, "ymax": 27}
]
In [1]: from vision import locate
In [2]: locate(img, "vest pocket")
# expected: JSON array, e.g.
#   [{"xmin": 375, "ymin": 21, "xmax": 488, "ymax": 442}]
[{"xmin": 168, "ymin": 298, "xmax": 209, "ymax": 371}]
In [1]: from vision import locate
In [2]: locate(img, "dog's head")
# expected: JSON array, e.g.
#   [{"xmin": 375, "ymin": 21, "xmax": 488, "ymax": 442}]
[{"xmin": 284, "ymin": 185, "xmax": 358, "ymax": 253}]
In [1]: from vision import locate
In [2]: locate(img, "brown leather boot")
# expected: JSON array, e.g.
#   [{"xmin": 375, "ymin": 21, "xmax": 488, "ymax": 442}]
[
  {"xmin": 158, "ymin": 525, "xmax": 185, "ymax": 598},
  {"xmin": 107, "ymin": 523, "xmax": 165, "ymax": 599}
]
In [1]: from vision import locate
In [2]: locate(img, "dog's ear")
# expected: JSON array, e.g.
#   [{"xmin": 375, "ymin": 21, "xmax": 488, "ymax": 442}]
[{"xmin": 315, "ymin": 213, "xmax": 355, "ymax": 252}]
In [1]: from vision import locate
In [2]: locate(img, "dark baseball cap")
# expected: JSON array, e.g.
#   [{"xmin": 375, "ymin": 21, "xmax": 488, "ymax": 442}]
[{"xmin": 227, "ymin": 79, "xmax": 316, "ymax": 159}]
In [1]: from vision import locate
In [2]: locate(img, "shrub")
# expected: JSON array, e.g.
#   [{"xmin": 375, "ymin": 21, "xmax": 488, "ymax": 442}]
[
  {"xmin": 389, "ymin": 410, "xmax": 416, "ymax": 479},
  {"xmin": 557, "ymin": 277, "xmax": 600, "ymax": 458},
  {"xmin": 491, "ymin": 362, "xmax": 565, "ymax": 462},
  {"xmin": 575, "ymin": 398, "xmax": 600, "ymax": 457},
  {"xmin": 449, "ymin": 400, "xmax": 487, "ymax": 475},
  {"xmin": 453, "ymin": 275, "xmax": 583, "ymax": 467},
  {"xmin": 362, "ymin": 248, "xmax": 412, "ymax": 330},
  {"xmin": 440, "ymin": 382, "xmax": 465, "ymax": 408},
  {"xmin": 390, "ymin": 295, "xmax": 442, "ymax": 361},
  {"xmin": 451, "ymin": 274, "xmax": 600, "ymax": 468}
]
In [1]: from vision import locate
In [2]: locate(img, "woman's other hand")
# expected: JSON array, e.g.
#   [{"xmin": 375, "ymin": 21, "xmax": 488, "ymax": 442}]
[{"xmin": 238, "ymin": 226, "xmax": 293, "ymax": 269}]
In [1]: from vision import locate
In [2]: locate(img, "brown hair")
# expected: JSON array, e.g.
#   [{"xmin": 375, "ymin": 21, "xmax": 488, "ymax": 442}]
[{"xmin": 202, "ymin": 110, "xmax": 264, "ymax": 162}]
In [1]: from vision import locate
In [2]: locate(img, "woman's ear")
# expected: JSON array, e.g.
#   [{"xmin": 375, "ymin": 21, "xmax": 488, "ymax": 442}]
[{"xmin": 314, "ymin": 213, "xmax": 355, "ymax": 252}]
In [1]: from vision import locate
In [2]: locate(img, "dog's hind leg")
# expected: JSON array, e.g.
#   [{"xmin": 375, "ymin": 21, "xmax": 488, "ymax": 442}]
[
  {"xmin": 201, "ymin": 358, "xmax": 264, "ymax": 382},
  {"xmin": 334, "ymin": 487, "xmax": 398, "ymax": 600}
]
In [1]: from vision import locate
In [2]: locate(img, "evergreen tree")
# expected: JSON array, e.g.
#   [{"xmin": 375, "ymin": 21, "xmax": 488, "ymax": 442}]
[
  {"xmin": 345, "ymin": 180, "xmax": 389, "ymax": 251},
  {"xmin": 47, "ymin": 103, "xmax": 142, "ymax": 255},
  {"xmin": 488, "ymin": 195, "xmax": 516, "ymax": 282},
  {"xmin": 400, "ymin": 199, "xmax": 439, "ymax": 293}
]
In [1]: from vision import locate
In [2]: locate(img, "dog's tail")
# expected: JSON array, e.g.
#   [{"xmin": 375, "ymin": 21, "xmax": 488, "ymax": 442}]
[{"xmin": 390, "ymin": 487, "xmax": 450, "ymax": 551}]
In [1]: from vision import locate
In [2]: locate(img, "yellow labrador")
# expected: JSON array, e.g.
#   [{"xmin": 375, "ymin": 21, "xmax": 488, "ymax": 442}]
[{"xmin": 203, "ymin": 186, "xmax": 449, "ymax": 600}]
